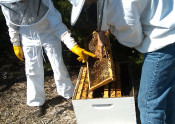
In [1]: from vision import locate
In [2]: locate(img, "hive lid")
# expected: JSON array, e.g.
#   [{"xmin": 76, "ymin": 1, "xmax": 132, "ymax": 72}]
[{"xmin": 86, "ymin": 31, "xmax": 116, "ymax": 91}]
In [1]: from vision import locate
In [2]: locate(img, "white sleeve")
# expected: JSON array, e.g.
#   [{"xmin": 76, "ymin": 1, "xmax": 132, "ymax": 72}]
[
  {"xmin": 6, "ymin": 21, "xmax": 20, "ymax": 46},
  {"xmin": 47, "ymin": 1, "xmax": 77, "ymax": 50},
  {"xmin": 101, "ymin": 0, "xmax": 147, "ymax": 47},
  {"xmin": 61, "ymin": 31, "xmax": 77, "ymax": 50},
  {"xmin": 1, "ymin": 6, "xmax": 20, "ymax": 46}
]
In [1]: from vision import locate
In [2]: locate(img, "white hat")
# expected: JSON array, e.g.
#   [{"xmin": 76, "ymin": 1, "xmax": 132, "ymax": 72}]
[
  {"xmin": 69, "ymin": 0, "xmax": 85, "ymax": 25},
  {"xmin": 0, "ymin": 0, "xmax": 21, "ymax": 3}
]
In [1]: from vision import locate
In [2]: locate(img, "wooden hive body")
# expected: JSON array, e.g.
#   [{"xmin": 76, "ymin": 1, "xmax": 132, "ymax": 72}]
[{"xmin": 73, "ymin": 62, "xmax": 133, "ymax": 100}]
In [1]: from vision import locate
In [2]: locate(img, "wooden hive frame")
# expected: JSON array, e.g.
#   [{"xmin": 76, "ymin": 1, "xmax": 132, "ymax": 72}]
[{"xmin": 86, "ymin": 31, "xmax": 116, "ymax": 91}]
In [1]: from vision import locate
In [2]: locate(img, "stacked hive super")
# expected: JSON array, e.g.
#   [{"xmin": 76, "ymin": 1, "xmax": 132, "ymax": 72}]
[{"xmin": 72, "ymin": 31, "xmax": 137, "ymax": 124}]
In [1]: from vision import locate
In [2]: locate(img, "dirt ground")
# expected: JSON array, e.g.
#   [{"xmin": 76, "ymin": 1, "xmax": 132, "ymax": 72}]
[{"xmin": 0, "ymin": 50, "xmax": 78, "ymax": 124}]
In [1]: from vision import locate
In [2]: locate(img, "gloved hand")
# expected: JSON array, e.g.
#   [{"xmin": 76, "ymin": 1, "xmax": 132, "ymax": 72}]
[
  {"xmin": 71, "ymin": 45, "xmax": 96, "ymax": 63},
  {"xmin": 13, "ymin": 45, "xmax": 24, "ymax": 61}
]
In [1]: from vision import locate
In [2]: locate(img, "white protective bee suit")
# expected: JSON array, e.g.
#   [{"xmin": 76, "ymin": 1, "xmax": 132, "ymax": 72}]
[
  {"xmin": 101, "ymin": 0, "xmax": 175, "ymax": 53},
  {"xmin": 0, "ymin": 0, "xmax": 76, "ymax": 106}
]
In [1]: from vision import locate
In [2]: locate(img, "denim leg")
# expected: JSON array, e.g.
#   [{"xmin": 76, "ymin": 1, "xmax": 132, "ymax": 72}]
[
  {"xmin": 165, "ymin": 78, "xmax": 175, "ymax": 124},
  {"xmin": 138, "ymin": 43, "xmax": 175, "ymax": 124}
]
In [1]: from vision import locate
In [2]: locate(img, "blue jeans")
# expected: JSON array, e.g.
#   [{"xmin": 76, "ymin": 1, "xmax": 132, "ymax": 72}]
[{"xmin": 138, "ymin": 43, "xmax": 175, "ymax": 124}]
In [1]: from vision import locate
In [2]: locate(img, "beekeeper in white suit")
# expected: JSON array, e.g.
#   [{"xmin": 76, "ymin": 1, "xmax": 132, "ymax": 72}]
[
  {"xmin": 0, "ymin": 0, "xmax": 95, "ymax": 117},
  {"xmin": 69, "ymin": 0, "xmax": 175, "ymax": 123}
]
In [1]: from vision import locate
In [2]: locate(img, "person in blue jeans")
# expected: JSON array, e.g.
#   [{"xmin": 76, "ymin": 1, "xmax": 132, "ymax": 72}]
[{"xmin": 69, "ymin": 0, "xmax": 175, "ymax": 123}]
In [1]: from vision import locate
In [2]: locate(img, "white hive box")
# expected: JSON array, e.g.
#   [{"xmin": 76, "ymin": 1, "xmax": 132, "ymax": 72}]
[{"xmin": 72, "ymin": 63, "xmax": 137, "ymax": 124}]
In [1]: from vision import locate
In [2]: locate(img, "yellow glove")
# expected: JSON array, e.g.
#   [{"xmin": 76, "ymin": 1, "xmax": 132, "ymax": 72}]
[
  {"xmin": 71, "ymin": 45, "xmax": 96, "ymax": 63},
  {"xmin": 13, "ymin": 45, "xmax": 24, "ymax": 61}
]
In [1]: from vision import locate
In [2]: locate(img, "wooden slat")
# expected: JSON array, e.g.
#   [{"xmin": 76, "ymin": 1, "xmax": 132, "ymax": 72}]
[
  {"xmin": 73, "ymin": 67, "xmax": 83, "ymax": 99},
  {"xmin": 103, "ymin": 84, "xmax": 109, "ymax": 98},
  {"xmin": 110, "ymin": 82, "xmax": 116, "ymax": 98},
  {"xmin": 87, "ymin": 90, "xmax": 93, "ymax": 99},
  {"xmin": 75, "ymin": 67, "xmax": 87, "ymax": 100},
  {"xmin": 81, "ymin": 74, "xmax": 89, "ymax": 99},
  {"xmin": 87, "ymin": 72, "xmax": 93, "ymax": 99},
  {"xmin": 116, "ymin": 64, "xmax": 122, "ymax": 97},
  {"xmin": 89, "ymin": 78, "xmax": 114, "ymax": 91}
]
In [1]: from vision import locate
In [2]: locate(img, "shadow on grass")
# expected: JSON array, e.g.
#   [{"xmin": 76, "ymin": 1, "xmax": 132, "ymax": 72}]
[
  {"xmin": 0, "ymin": 77, "xmax": 26, "ymax": 92},
  {"xmin": 43, "ymin": 95, "xmax": 74, "ymax": 116}
]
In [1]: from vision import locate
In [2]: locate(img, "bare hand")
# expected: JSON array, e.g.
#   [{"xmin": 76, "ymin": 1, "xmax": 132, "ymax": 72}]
[{"xmin": 97, "ymin": 31, "xmax": 110, "ymax": 58}]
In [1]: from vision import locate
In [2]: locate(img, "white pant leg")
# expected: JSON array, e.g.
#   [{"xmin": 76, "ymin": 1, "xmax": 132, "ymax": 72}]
[
  {"xmin": 22, "ymin": 38, "xmax": 45, "ymax": 106},
  {"xmin": 26, "ymin": 74, "xmax": 45, "ymax": 106},
  {"xmin": 43, "ymin": 39, "xmax": 75, "ymax": 99}
]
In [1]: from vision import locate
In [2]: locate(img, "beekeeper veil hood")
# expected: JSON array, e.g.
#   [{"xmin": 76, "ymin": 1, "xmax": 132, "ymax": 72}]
[
  {"xmin": 69, "ymin": 0, "xmax": 105, "ymax": 31},
  {"xmin": 0, "ymin": 0, "xmax": 21, "ymax": 3},
  {"xmin": 0, "ymin": 0, "xmax": 49, "ymax": 26},
  {"xmin": 69, "ymin": 0, "xmax": 85, "ymax": 26}
]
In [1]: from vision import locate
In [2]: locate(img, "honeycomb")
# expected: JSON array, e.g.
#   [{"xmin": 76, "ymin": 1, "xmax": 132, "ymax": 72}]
[{"xmin": 87, "ymin": 31, "xmax": 116, "ymax": 90}]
